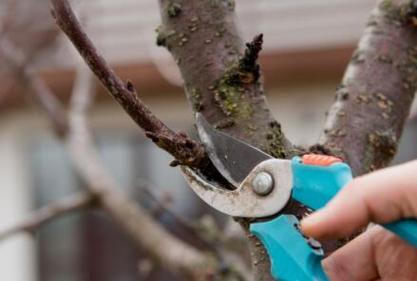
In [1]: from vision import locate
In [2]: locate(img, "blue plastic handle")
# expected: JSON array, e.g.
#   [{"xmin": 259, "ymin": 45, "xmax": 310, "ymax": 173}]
[
  {"xmin": 250, "ymin": 215, "xmax": 329, "ymax": 281},
  {"xmin": 291, "ymin": 157, "xmax": 417, "ymax": 248},
  {"xmin": 250, "ymin": 157, "xmax": 417, "ymax": 281},
  {"xmin": 384, "ymin": 220, "xmax": 417, "ymax": 247}
]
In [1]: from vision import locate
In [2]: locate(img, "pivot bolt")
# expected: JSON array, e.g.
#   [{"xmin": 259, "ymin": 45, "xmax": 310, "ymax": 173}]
[{"xmin": 252, "ymin": 171, "xmax": 274, "ymax": 196}]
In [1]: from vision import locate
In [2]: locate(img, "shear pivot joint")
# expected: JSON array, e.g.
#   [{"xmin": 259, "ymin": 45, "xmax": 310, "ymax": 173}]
[{"xmin": 252, "ymin": 171, "xmax": 274, "ymax": 196}]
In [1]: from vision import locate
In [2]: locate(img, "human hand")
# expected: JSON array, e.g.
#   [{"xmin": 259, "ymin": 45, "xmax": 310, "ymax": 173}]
[{"xmin": 300, "ymin": 160, "xmax": 417, "ymax": 281}]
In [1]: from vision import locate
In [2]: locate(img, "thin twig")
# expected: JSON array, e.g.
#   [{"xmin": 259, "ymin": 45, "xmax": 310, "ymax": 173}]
[
  {"xmin": 50, "ymin": 0, "xmax": 207, "ymax": 168},
  {"xmin": 0, "ymin": 192, "xmax": 94, "ymax": 241}
]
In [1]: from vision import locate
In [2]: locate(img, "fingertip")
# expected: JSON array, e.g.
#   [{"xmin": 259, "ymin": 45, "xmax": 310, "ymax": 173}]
[{"xmin": 300, "ymin": 210, "xmax": 330, "ymax": 238}]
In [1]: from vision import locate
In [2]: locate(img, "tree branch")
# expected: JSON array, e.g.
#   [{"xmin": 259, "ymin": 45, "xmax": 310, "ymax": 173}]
[
  {"xmin": 320, "ymin": 0, "xmax": 417, "ymax": 175},
  {"xmin": 0, "ymin": 192, "xmax": 94, "ymax": 241},
  {"xmin": 157, "ymin": 1, "xmax": 293, "ymax": 158},
  {"xmin": 50, "ymin": 0, "xmax": 206, "ymax": 168}
]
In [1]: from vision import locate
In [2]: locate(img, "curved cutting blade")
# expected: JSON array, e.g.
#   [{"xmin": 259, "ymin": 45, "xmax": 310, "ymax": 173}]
[{"xmin": 196, "ymin": 113, "xmax": 272, "ymax": 187}]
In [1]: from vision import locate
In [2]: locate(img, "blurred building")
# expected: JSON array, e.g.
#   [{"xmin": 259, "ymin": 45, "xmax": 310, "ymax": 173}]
[{"xmin": 0, "ymin": 0, "xmax": 416, "ymax": 280}]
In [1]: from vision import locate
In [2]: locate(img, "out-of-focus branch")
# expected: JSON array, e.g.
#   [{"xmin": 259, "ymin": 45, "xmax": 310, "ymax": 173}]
[
  {"xmin": 50, "ymin": 0, "xmax": 207, "ymax": 168},
  {"xmin": 66, "ymin": 64, "xmax": 217, "ymax": 279},
  {"xmin": 0, "ymin": 192, "xmax": 94, "ymax": 241},
  {"xmin": 320, "ymin": 0, "xmax": 417, "ymax": 175},
  {"xmin": 0, "ymin": 37, "xmax": 68, "ymax": 136},
  {"xmin": 136, "ymin": 182, "xmax": 252, "ymax": 280}
]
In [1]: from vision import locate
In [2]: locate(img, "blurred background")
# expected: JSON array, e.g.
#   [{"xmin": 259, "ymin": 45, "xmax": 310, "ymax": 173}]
[{"xmin": 0, "ymin": 0, "xmax": 416, "ymax": 280}]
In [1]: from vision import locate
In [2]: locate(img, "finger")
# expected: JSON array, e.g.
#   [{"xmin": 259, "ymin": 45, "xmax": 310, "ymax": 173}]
[
  {"xmin": 323, "ymin": 227, "xmax": 381, "ymax": 281},
  {"xmin": 325, "ymin": 226, "xmax": 417, "ymax": 281},
  {"xmin": 301, "ymin": 160, "xmax": 417, "ymax": 239}
]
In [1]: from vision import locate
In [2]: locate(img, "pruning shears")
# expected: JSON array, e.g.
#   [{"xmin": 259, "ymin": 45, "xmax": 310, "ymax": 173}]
[{"xmin": 181, "ymin": 114, "xmax": 417, "ymax": 281}]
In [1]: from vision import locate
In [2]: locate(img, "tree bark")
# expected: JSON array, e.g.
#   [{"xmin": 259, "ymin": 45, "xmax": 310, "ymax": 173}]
[
  {"xmin": 157, "ymin": 0, "xmax": 293, "ymax": 157},
  {"xmin": 321, "ymin": 0, "xmax": 417, "ymax": 175}
]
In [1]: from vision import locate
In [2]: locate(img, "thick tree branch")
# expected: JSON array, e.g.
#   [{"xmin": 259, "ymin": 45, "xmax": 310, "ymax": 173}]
[
  {"xmin": 321, "ymin": 0, "xmax": 417, "ymax": 175},
  {"xmin": 0, "ymin": 192, "xmax": 94, "ymax": 241},
  {"xmin": 50, "ymin": 0, "xmax": 206, "ymax": 168},
  {"xmin": 157, "ymin": 0, "xmax": 293, "ymax": 158}
]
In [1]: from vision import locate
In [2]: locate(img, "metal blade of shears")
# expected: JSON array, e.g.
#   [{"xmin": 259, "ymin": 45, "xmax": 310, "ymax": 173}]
[{"xmin": 196, "ymin": 113, "xmax": 272, "ymax": 187}]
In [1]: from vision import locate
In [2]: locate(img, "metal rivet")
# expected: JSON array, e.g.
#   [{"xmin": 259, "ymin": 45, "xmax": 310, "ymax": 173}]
[{"xmin": 252, "ymin": 172, "xmax": 274, "ymax": 196}]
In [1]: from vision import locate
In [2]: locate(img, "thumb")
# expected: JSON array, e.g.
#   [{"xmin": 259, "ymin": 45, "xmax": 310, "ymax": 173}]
[{"xmin": 300, "ymin": 160, "xmax": 417, "ymax": 240}]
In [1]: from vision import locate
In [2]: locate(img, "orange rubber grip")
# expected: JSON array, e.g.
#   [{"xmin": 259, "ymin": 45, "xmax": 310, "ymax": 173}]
[{"xmin": 302, "ymin": 154, "xmax": 342, "ymax": 166}]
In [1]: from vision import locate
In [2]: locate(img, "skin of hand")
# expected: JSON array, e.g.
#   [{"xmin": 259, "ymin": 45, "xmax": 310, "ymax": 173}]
[{"xmin": 300, "ymin": 160, "xmax": 417, "ymax": 281}]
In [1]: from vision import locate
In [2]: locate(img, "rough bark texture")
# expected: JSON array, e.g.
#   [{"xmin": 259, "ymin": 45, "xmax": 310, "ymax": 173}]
[
  {"xmin": 321, "ymin": 0, "xmax": 417, "ymax": 176},
  {"xmin": 157, "ymin": 0, "xmax": 293, "ymax": 158}
]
